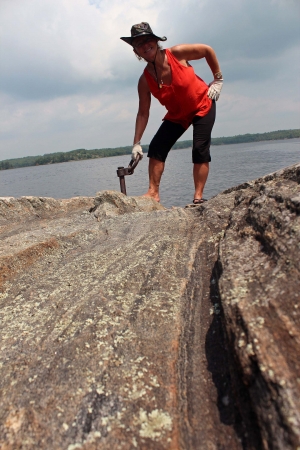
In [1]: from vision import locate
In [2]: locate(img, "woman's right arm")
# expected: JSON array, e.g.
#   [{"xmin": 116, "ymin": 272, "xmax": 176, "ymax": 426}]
[{"xmin": 133, "ymin": 74, "xmax": 151, "ymax": 145}]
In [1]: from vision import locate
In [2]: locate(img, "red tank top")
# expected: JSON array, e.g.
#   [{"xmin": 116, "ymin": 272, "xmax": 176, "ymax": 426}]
[{"xmin": 144, "ymin": 49, "xmax": 212, "ymax": 129}]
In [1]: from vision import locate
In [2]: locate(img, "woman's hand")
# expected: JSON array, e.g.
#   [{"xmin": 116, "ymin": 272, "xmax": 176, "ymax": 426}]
[
  {"xmin": 132, "ymin": 143, "xmax": 143, "ymax": 160},
  {"xmin": 208, "ymin": 75, "xmax": 223, "ymax": 101}
]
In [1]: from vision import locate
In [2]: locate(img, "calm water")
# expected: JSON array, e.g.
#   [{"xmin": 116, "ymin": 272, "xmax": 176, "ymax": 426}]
[{"xmin": 1, "ymin": 139, "xmax": 299, "ymax": 208}]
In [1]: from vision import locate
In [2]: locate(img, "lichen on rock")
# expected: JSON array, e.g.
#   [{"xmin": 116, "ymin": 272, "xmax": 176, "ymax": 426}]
[{"xmin": 0, "ymin": 163, "xmax": 299, "ymax": 449}]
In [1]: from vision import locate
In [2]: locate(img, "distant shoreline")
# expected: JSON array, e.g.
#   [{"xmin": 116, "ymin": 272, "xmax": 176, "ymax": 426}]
[{"xmin": 1, "ymin": 129, "xmax": 299, "ymax": 171}]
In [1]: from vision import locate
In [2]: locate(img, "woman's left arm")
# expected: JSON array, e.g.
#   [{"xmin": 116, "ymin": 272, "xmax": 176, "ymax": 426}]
[
  {"xmin": 170, "ymin": 44, "xmax": 220, "ymax": 75},
  {"xmin": 170, "ymin": 44, "xmax": 223, "ymax": 100}
]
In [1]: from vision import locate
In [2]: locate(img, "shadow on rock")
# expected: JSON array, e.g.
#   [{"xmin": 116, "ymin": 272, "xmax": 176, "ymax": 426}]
[{"xmin": 205, "ymin": 262, "xmax": 263, "ymax": 449}]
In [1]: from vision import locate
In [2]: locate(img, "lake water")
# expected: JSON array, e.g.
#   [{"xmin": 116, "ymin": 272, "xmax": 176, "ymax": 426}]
[{"xmin": 1, "ymin": 139, "xmax": 299, "ymax": 208}]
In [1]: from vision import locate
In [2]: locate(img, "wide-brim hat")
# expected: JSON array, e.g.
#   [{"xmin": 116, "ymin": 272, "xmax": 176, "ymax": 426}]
[{"xmin": 120, "ymin": 22, "xmax": 167, "ymax": 46}]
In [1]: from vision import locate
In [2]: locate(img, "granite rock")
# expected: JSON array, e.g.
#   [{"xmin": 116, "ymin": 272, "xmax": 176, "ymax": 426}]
[
  {"xmin": 91, "ymin": 190, "xmax": 165, "ymax": 220},
  {"xmin": 217, "ymin": 163, "xmax": 300, "ymax": 449},
  {"xmin": 0, "ymin": 163, "xmax": 299, "ymax": 450}
]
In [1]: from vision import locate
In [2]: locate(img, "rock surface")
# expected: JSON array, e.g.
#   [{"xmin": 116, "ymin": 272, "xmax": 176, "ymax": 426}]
[
  {"xmin": 218, "ymin": 164, "xmax": 300, "ymax": 449},
  {"xmin": 0, "ymin": 165, "xmax": 299, "ymax": 449}
]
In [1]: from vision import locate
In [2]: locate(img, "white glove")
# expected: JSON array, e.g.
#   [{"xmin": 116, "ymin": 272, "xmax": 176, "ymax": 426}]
[
  {"xmin": 207, "ymin": 78, "xmax": 223, "ymax": 101},
  {"xmin": 132, "ymin": 143, "xmax": 143, "ymax": 161}
]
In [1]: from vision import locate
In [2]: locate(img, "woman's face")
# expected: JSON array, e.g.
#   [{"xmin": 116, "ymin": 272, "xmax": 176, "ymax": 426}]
[{"xmin": 132, "ymin": 35, "xmax": 158, "ymax": 60}]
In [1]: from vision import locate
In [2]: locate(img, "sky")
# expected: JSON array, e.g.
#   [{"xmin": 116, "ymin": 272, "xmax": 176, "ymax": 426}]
[{"xmin": 0, "ymin": 0, "xmax": 299, "ymax": 160}]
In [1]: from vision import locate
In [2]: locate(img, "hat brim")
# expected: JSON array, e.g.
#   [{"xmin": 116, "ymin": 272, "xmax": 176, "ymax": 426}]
[{"xmin": 120, "ymin": 32, "xmax": 167, "ymax": 46}]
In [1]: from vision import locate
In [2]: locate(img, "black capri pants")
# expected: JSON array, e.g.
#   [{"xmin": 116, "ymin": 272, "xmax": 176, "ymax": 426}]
[{"xmin": 148, "ymin": 101, "xmax": 216, "ymax": 164}]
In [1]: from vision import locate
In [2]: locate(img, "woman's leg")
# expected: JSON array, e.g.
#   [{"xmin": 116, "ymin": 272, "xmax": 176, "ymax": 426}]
[
  {"xmin": 193, "ymin": 162, "xmax": 209, "ymax": 200},
  {"xmin": 192, "ymin": 101, "xmax": 216, "ymax": 200},
  {"xmin": 144, "ymin": 120, "xmax": 186, "ymax": 201},
  {"xmin": 143, "ymin": 158, "xmax": 165, "ymax": 202}
]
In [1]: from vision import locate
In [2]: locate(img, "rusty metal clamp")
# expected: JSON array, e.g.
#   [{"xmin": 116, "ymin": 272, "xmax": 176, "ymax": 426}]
[{"xmin": 116, "ymin": 154, "xmax": 141, "ymax": 195}]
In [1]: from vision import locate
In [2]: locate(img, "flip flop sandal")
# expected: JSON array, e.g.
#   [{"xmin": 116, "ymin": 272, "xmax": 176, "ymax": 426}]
[
  {"xmin": 193, "ymin": 198, "xmax": 207, "ymax": 204},
  {"xmin": 185, "ymin": 198, "xmax": 208, "ymax": 208}
]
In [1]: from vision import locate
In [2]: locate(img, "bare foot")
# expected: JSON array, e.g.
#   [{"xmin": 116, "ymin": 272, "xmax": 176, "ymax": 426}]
[{"xmin": 142, "ymin": 192, "xmax": 160, "ymax": 203}]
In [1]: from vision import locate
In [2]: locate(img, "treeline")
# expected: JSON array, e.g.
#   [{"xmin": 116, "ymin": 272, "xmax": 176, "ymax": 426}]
[
  {"xmin": 213, "ymin": 128, "xmax": 300, "ymax": 145},
  {"xmin": 1, "ymin": 129, "xmax": 299, "ymax": 170},
  {"xmin": 173, "ymin": 128, "xmax": 300, "ymax": 149},
  {"xmin": 0, "ymin": 146, "xmax": 137, "ymax": 170}
]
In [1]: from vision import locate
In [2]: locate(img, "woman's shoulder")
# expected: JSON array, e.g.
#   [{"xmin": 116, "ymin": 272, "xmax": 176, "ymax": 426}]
[
  {"xmin": 168, "ymin": 45, "xmax": 186, "ymax": 56},
  {"xmin": 138, "ymin": 72, "xmax": 151, "ymax": 91},
  {"xmin": 168, "ymin": 45, "xmax": 190, "ymax": 64}
]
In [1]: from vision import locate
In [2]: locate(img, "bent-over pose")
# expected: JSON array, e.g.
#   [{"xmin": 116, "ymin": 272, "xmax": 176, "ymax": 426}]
[{"xmin": 121, "ymin": 22, "xmax": 223, "ymax": 204}]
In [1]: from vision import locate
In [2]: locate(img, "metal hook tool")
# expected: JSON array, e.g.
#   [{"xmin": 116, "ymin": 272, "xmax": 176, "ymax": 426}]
[{"xmin": 116, "ymin": 154, "xmax": 141, "ymax": 196}]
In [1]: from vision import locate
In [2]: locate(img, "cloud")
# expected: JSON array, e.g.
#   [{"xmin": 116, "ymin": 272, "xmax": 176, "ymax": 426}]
[
  {"xmin": 0, "ymin": 0, "xmax": 164, "ymax": 100},
  {"xmin": 158, "ymin": 0, "xmax": 300, "ymax": 81},
  {"xmin": 0, "ymin": 0, "xmax": 299, "ymax": 160}
]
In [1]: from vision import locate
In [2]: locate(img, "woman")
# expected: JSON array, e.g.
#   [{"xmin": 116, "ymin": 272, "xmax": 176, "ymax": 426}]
[{"xmin": 120, "ymin": 22, "xmax": 223, "ymax": 204}]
